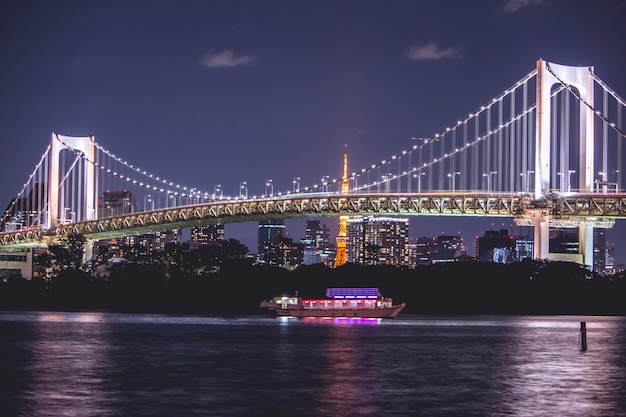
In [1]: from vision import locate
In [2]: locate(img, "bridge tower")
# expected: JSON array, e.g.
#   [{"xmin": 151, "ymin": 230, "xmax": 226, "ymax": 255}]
[
  {"xmin": 533, "ymin": 59, "xmax": 595, "ymax": 266},
  {"xmin": 334, "ymin": 145, "xmax": 349, "ymax": 267},
  {"xmin": 48, "ymin": 133, "xmax": 97, "ymax": 229}
]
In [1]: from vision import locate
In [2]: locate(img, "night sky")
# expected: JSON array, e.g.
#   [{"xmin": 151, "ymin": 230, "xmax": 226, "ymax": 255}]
[{"xmin": 1, "ymin": 1, "xmax": 626, "ymax": 261}]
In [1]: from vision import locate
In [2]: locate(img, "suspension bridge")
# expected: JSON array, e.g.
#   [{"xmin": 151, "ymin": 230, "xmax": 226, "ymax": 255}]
[{"xmin": 1, "ymin": 59, "xmax": 625, "ymax": 267}]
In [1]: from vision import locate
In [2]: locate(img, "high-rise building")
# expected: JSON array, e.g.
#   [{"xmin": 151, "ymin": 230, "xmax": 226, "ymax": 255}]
[
  {"xmin": 432, "ymin": 235, "xmax": 465, "ymax": 263},
  {"xmin": 604, "ymin": 240, "xmax": 615, "ymax": 275},
  {"xmin": 257, "ymin": 219, "xmax": 286, "ymax": 262},
  {"xmin": 593, "ymin": 228, "xmax": 606, "ymax": 273},
  {"xmin": 548, "ymin": 228, "xmax": 582, "ymax": 264},
  {"xmin": 94, "ymin": 228, "xmax": 182, "ymax": 258},
  {"xmin": 414, "ymin": 237, "xmax": 436, "ymax": 266},
  {"xmin": 476, "ymin": 229, "xmax": 516, "ymax": 263},
  {"xmin": 190, "ymin": 224, "xmax": 225, "ymax": 249},
  {"xmin": 302, "ymin": 219, "xmax": 333, "ymax": 266},
  {"xmin": 545, "ymin": 227, "xmax": 608, "ymax": 270},
  {"xmin": 305, "ymin": 219, "xmax": 331, "ymax": 250},
  {"xmin": 264, "ymin": 235, "xmax": 304, "ymax": 268},
  {"xmin": 98, "ymin": 190, "xmax": 136, "ymax": 218},
  {"xmin": 515, "ymin": 237, "xmax": 534, "ymax": 261},
  {"xmin": 346, "ymin": 216, "xmax": 410, "ymax": 266},
  {"xmin": 154, "ymin": 229, "xmax": 182, "ymax": 250}
]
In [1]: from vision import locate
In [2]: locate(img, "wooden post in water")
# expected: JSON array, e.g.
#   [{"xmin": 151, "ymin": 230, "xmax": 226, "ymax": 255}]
[{"xmin": 580, "ymin": 321, "xmax": 587, "ymax": 351}]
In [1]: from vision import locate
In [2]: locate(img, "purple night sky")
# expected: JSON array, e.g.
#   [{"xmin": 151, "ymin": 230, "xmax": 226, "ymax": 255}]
[{"xmin": 1, "ymin": 1, "xmax": 625, "ymax": 261}]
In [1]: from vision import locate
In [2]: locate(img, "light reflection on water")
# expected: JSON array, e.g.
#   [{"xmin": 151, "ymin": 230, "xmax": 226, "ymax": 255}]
[
  {"xmin": 1, "ymin": 312, "xmax": 625, "ymax": 417},
  {"xmin": 302, "ymin": 316, "xmax": 381, "ymax": 325}
]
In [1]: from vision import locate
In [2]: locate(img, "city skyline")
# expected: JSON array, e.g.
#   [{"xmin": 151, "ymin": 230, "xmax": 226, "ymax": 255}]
[{"xmin": 1, "ymin": 1, "xmax": 626, "ymax": 263}]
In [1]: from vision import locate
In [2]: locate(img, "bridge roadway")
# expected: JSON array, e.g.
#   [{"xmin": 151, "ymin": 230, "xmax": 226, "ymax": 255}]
[{"xmin": 2, "ymin": 191, "xmax": 626, "ymax": 248}]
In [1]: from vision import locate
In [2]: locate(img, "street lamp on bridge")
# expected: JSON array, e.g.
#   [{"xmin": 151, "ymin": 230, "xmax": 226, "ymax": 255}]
[
  {"xmin": 483, "ymin": 171, "xmax": 497, "ymax": 193},
  {"xmin": 414, "ymin": 172, "xmax": 425, "ymax": 193},
  {"xmin": 568, "ymin": 170, "xmax": 576, "ymax": 192},
  {"xmin": 557, "ymin": 172, "xmax": 566, "ymax": 192},
  {"xmin": 293, "ymin": 177, "xmax": 300, "ymax": 193},
  {"xmin": 597, "ymin": 171, "xmax": 607, "ymax": 193},
  {"xmin": 321, "ymin": 176, "xmax": 330, "ymax": 193},
  {"xmin": 448, "ymin": 172, "xmax": 460, "ymax": 193},
  {"xmin": 266, "ymin": 179, "xmax": 273, "ymax": 196},
  {"xmin": 143, "ymin": 194, "xmax": 154, "ymax": 211},
  {"xmin": 525, "ymin": 170, "xmax": 534, "ymax": 193},
  {"xmin": 382, "ymin": 173, "xmax": 392, "ymax": 193},
  {"xmin": 214, "ymin": 184, "xmax": 222, "ymax": 200},
  {"xmin": 240, "ymin": 181, "xmax": 248, "ymax": 199}
]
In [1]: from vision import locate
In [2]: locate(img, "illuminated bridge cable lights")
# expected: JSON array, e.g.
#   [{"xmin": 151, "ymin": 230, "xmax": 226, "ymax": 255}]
[
  {"xmin": 2, "ymin": 59, "xmax": 625, "ymax": 248},
  {"xmin": 92, "ymin": 141, "xmax": 213, "ymax": 198},
  {"xmin": 545, "ymin": 63, "xmax": 626, "ymax": 139},
  {"xmin": 321, "ymin": 69, "xmax": 540, "ymax": 194},
  {"xmin": 51, "ymin": 134, "xmax": 228, "ymax": 217},
  {"xmin": 345, "ymin": 80, "xmax": 570, "ymax": 194},
  {"xmin": 1, "ymin": 144, "xmax": 53, "ymax": 229}
]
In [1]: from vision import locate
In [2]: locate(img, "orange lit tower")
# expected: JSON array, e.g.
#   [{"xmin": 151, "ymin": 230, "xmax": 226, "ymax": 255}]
[{"xmin": 334, "ymin": 145, "xmax": 349, "ymax": 267}]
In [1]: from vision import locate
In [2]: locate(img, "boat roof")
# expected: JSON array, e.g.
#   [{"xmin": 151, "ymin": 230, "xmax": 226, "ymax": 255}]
[{"xmin": 326, "ymin": 288, "xmax": 379, "ymax": 299}]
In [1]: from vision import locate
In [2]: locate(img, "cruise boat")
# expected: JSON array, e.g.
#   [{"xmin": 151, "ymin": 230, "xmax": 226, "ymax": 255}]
[{"xmin": 260, "ymin": 287, "xmax": 406, "ymax": 318}]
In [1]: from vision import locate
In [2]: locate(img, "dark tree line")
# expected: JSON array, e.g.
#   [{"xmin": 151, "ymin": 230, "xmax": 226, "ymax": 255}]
[{"xmin": 1, "ymin": 233, "xmax": 625, "ymax": 315}]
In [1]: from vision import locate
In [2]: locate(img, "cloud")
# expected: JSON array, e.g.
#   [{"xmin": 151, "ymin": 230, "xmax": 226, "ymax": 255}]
[
  {"xmin": 200, "ymin": 50, "xmax": 258, "ymax": 68},
  {"xmin": 406, "ymin": 42, "xmax": 462, "ymax": 61},
  {"xmin": 502, "ymin": 0, "xmax": 546, "ymax": 13}
]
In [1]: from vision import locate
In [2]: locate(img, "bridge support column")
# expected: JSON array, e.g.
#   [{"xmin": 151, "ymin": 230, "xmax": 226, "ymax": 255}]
[
  {"xmin": 533, "ymin": 60, "xmax": 596, "ymax": 268},
  {"xmin": 83, "ymin": 240, "xmax": 94, "ymax": 266},
  {"xmin": 532, "ymin": 212, "xmax": 550, "ymax": 261},
  {"xmin": 578, "ymin": 225, "xmax": 594, "ymax": 270}
]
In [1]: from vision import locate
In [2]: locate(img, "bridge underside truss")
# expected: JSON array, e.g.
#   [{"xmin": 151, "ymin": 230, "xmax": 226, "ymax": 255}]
[
  {"xmin": 55, "ymin": 193, "xmax": 531, "ymax": 240},
  {"xmin": 3, "ymin": 192, "xmax": 626, "ymax": 249}
]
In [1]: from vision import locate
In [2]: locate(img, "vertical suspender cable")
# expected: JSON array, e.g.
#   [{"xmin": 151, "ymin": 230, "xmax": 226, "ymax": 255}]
[
  {"xmin": 603, "ymin": 89, "xmax": 608, "ymax": 182},
  {"xmin": 618, "ymin": 108, "xmax": 623, "ymax": 191},
  {"xmin": 474, "ymin": 115, "xmax": 479, "ymax": 191},
  {"xmin": 551, "ymin": 93, "xmax": 558, "ymax": 191},
  {"xmin": 560, "ymin": 93, "xmax": 567, "ymax": 189}
]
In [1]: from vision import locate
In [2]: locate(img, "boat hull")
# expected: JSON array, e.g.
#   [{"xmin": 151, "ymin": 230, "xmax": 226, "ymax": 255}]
[{"xmin": 274, "ymin": 302, "xmax": 406, "ymax": 319}]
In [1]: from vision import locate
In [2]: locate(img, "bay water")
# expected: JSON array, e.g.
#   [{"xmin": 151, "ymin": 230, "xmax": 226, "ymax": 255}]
[{"xmin": 1, "ymin": 311, "xmax": 625, "ymax": 416}]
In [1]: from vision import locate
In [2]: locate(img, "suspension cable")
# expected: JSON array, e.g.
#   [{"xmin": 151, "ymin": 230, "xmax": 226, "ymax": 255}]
[{"xmin": 546, "ymin": 63, "xmax": 626, "ymax": 139}]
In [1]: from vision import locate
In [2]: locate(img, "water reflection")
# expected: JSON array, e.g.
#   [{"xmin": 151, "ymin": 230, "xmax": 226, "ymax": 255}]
[
  {"xmin": 315, "ymin": 322, "xmax": 377, "ymax": 416},
  {"xmin": 3, "ymin": 313, "xmax": 626, "ymax": 417},
  {"xmin": 302, "ymin": 316, "xmax": 380, "ymax": 325},
  {"xmin": 491, "ymin": 316, "xmax": 626, "ymax": 417},
  {"xmin": 21, "ymin": 312, "xmax": 116, "ymax": 417}
]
